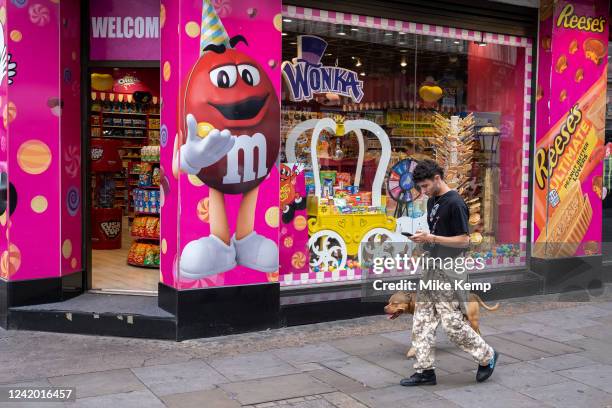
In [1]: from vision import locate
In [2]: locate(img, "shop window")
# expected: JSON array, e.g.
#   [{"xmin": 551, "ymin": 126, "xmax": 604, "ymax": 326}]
[{"xmin": 280, "ymin": 9, "xmax": 532, "ymax": 286}]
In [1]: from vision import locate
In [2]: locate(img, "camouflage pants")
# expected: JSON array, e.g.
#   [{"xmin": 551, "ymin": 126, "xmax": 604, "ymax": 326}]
[{"xmin": 412, "ymin": 276, "xmax": 494, "ymax": 371}]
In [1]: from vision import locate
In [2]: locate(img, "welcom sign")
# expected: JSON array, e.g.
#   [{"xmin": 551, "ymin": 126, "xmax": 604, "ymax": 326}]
[{"xmin": 90, "ymin": 0, "xmax": 160, "ymax": 61}]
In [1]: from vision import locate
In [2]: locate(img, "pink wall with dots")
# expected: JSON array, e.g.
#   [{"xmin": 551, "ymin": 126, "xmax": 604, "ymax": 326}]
[
  {"xmin": 0, "ymin": 0, "xmax": 9, "ymax": 280},
  {"xmin": 6, "ymin": 0, "xmax": 61, "ymax": 281},
  {"xmin": 1, "ymin": 0, "xmax": 82, "ymax": 282},
  {"xmin": 160, "ymin": 0, "xmax": 282, "ymax": 289}
]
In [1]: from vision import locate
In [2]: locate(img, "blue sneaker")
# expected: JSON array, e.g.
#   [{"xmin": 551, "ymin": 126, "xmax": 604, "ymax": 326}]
[{"xmin": 476, "ymin": 350, "xmax": 499, "ymax": 383}]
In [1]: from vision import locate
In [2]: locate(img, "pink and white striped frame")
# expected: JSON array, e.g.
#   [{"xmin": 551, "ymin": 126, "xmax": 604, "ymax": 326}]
[{"xmin": 281, "ymin": 6, "xmax": 533, "ymax": 286}]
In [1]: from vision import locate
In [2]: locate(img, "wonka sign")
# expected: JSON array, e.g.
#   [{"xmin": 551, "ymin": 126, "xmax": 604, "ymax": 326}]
[
  {"xmin": 282, "ymin": 35, "xmax": 364, "ymax": 103},
  {"xmin": 90, "ymin": 0, "xmax": 160, "ymax": 61}
]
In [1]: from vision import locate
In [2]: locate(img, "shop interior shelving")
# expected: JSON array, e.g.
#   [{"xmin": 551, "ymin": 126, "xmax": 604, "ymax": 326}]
[{"xmin": 90, "ymin": 99, "xmax": 160, "ymax": 219}]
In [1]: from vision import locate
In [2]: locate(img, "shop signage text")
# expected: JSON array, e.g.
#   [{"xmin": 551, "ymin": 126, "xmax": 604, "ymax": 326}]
[
  {"xmin": 89, "ymin": 0, "xmax": 159, "ymax": 61},
  {"xmin": 534, "ymin": 104, "xmax": 584, "ymax": 190},
  {"xmin": 91, "ymin": 16, "xmax": 159, "ymax": 39},
  {"xmin": 556, "ymin": 4, "xmax": 606, "ymax": 33},
  {"xmin": 282, "ymin": 35, "xmax": 364, "ymax": 103},
  {"xmin": 282, "ymin": 63, "xmax": 364, "ymax": 103}
]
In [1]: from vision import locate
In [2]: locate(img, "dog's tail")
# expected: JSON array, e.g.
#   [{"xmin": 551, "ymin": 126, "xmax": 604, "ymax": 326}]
[{"xmin": 472, "ymin": 294, "xmax": 500, "ymax": 311}]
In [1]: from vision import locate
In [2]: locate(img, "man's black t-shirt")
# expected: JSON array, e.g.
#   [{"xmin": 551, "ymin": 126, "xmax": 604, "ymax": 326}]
[{"xmin": 425, "ymin": 190, "xmax": 469, "ymax": 258}]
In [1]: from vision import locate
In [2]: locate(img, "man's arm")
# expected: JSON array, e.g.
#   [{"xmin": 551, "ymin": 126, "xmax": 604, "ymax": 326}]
[{"xmin": 411, "ymin": 232, "xmax": 470, "ymax": 248}]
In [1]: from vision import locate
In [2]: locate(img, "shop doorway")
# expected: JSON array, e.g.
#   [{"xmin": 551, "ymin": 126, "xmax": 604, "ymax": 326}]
[
  {"xmin": 88, "ymin": 67, "xmax": 160, "ymax": 294},
  {"xmin": 83, "ymin": 1, "xmax": 161, "ymax": 294}
]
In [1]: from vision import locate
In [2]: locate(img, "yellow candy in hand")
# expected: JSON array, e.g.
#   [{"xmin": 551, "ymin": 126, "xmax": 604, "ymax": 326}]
[{"xmin": 197, "ymin": 122, "xmax": 214, "ymax": 138}]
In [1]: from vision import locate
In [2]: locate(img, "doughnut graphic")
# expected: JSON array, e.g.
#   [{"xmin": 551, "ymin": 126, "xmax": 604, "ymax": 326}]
[
  {"xmin": 28, "ymin": 4, "xmax": 50, "ymax": 27},
  {"xmin": 185, "ymin": 21, "xmax": 199, "ymax": 38},
  {"xmin": 268, "ymin": 59, "xmax": 277, "ymax": 69},
  {"xmin": 67, "ymin": 186, "xmax": 79, "ymax": 216},
  {"xmin": 70, "ymin": 257, "xmax": 77, "ymax": 269},
  {"xmin": 10, "ymin": 30, "xmax": 22, "ymax": 42},
  {"xmin": 273, "ymin": 14, "xmax": 282, "ymax": 31},
  {"xmin": 160, "ymin": 3, "xmax": 166, "ymax": 28},
  {"xmin": 0, "ymin": 243, "xmax": 21, "ymax": 278},
  {"xmin": 283, "ymin": 236, "xmax": 294, "ymax": 248},
  {"xmin": 293, "ymin": 215, "xmax": 307, "ymax": 231},
  {"xmin": 62, "ymin": 239, "xmax": 72, "ymax": 259},
  {"xmin": 31, "ymin": 195, "xmax": 47, "ymax": 213},
  {"xmin": 265, "ymin": 206, "xmax": 279, "ymax": 228},
  {"xmin": 3, "ymin": 101, "xmax": 17, "ymax": 128},
  {"xmin": 163, "ymin": 61, "xmax": 171, "ymax": 82},
  {"xmin": 17, "ymin": 139, "xmax": 52, "ymax": 175}
]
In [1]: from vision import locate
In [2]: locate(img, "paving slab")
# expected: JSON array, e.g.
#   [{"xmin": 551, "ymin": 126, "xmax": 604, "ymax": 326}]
[
  {"xmin": 322, "ymin": 391, "xmax": 369, "ymax": 408},
  {"xmin": 48, "ymin": 368, "xmax": 145, "ymax": 399},
  {"xmin": 351, "ymin": 384, "xmax": 439, "ymax": 408},
  {"xmin": 209, "ymin": 351, "xmax": 300, "ymax": 381},
  {"xmin": 556, "ymin": 363, "xmax": 612, "ymax": 394},
  {"xmin": 565, "ymin": 337, "xmax": 612, "ymax": 365},
  {"xmin": 380, "ymin": 330, "xmax": 412, "ymax": 346},
  {"xmin": 273, "ymin": 344, "xmax": 349, "ymax": 365},
  {"xmin": 520, "ymin": 310, "xmax": 601, "ymax": 330},
  {"xmin": 572, "ymin": 324, "xmax": 612, "ymax": 342},
  {"xmin": 309, "ymin": 368, "xmax": 371, "ymax": 394},
  {"xmin": 484, "ymin": 335, "xmax": 554, "ymax": 361},
  {"xmin": 490, "ymin": 361, "xmax": 567, "ymax": 390},
  {"xmin": 434, "ymin": 370, "xmax": 480, "ymax": 391},
  {"xmin": 322, "ymin": 356, "xmax": 403, "ymax": 389},
  {"xmin": 444, "ymin": 346, "xmax": 521, "ymax": 366},
  {"xmin": 493, "ymin": 331, "xmax": 582, "ymax": 355},
  {"xmin": 285, "ymin": 398, "xmax": 336, "ymax": 408},
  {"xmin": 527, "ymin": 353, "xmax": 596, "ymax": 372},
  {"xmin": 330, "ymin": 335, "xmax": 406, "ymax": 357},
  {"xmin": 131, "ymin": 359, "xmax": 227, "ymax": 397},
  {"xmin": 69, "ymin": 389, "xmax": 165, "ymax": 408},
  {"xmin": 518, "ymin": 380, "xmax": 612, "ymax": 408},
  {"xmin": 427, "ymin": 350, "xmax": 482, "ymax": 374},
  {"xmin": 219, "ymin": 373, "xmax": 334, "ymax": 405},
  {"xmin": 359, "ymin": 348, "xmax": 423, "ymax": 377},
  {"xmin": 160, "ymin": 388, "xmax": 241, "ymax": 408},
  {"xmin": 434, "ymin": 382, "xmax": 546, "ymax": 408},
  {"xmin": 483, "ymin": 321, "xmax": 586, "ymax": 342}
]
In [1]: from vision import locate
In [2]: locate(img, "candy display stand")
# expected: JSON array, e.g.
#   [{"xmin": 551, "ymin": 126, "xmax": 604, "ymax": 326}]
[
  {"xmin": 287, "ymin": 118, "xmax": 410, "ymax": 271},
  {"xmin": 91, "ymin": 138, "xmax": 123, "ymax": 250}
]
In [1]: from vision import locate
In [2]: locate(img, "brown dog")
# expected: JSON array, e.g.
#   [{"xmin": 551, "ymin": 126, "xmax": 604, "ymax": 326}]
[{"xmin": 384, "ymin": 292, "xmax": 500, "ymax": 358}]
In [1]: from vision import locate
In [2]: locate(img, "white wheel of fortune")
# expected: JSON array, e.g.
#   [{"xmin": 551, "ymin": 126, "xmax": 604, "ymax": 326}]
[
  {"xmin": 358, "ymin": 228, "xmax": 407, "ymax": 272},
  {"xmin": 308, "ymin": 230, "xmax": 348, "ymax": 271}
]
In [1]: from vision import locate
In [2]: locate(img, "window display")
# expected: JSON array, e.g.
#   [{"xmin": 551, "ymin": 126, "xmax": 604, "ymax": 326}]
[{"xmin": 279, "ymin": 8, "xmax": 532, "ymax": 286}]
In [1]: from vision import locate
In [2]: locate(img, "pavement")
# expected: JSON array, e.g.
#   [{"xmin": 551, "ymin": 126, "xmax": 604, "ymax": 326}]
[{"xmin": 2, "ymin": 287, "xmax": 612, "ymax": 407}]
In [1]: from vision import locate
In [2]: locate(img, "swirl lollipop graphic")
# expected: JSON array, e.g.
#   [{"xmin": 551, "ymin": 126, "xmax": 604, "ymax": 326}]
[
  {"xmin": 67, "ymin": 186, "xmax": 80, "ymax": 216},
  {"xmin": 29, "ymin": 3, "xmax": 50, "ymax": 27}
]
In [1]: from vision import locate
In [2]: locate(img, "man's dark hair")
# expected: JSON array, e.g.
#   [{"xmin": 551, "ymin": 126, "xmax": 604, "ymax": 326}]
[{"xmin": 412, "ymin": 159, "xmax": 444, "ymax": 183}]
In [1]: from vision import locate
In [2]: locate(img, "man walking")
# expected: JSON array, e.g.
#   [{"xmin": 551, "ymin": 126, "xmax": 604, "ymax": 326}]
[{"xmin": 401, "ymin": 159, "xmax": 498, "ymax": 386}]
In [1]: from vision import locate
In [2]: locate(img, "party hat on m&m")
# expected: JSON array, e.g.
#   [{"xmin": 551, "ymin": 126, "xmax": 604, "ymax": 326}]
[{"xmin": 200, "ymin": 0, "xmax": 231, "ymax": 56}]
